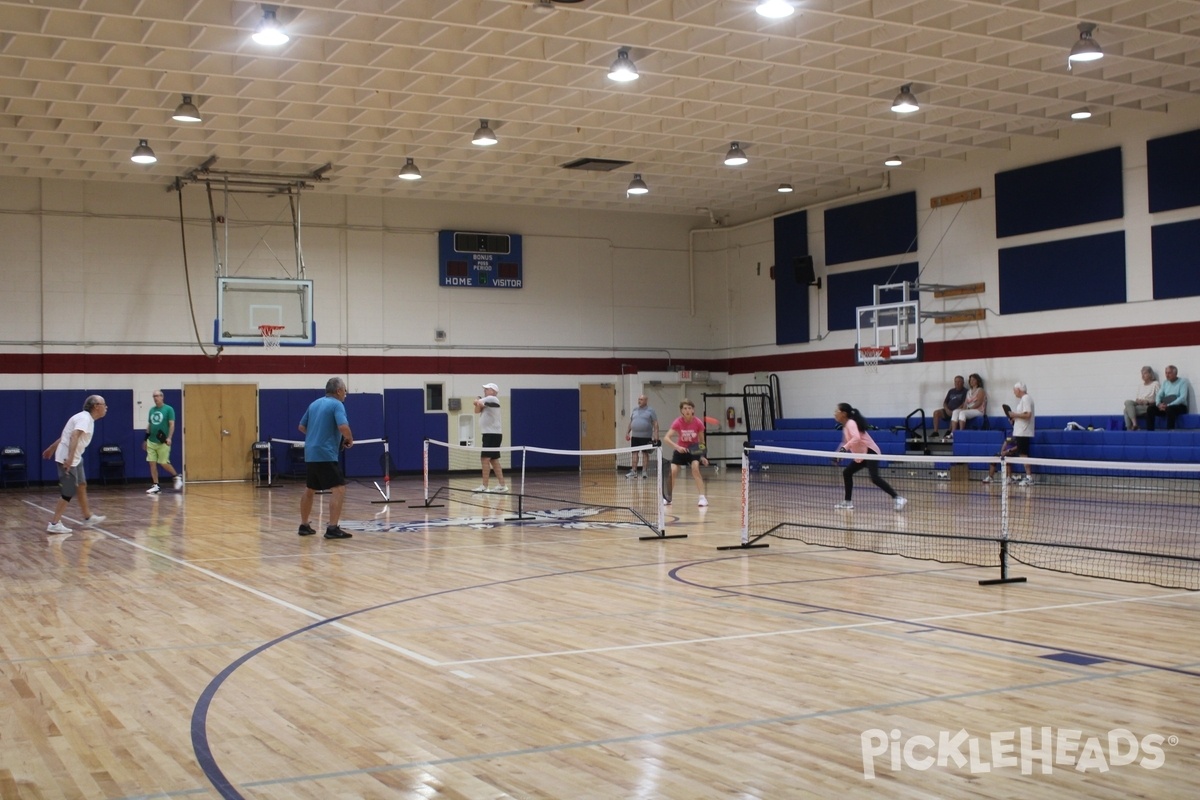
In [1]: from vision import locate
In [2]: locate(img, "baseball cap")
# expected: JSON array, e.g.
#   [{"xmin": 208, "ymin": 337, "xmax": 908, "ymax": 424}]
[{"xmin": 482, "ymin": 382, "xmax": 499, "ymax": 392}]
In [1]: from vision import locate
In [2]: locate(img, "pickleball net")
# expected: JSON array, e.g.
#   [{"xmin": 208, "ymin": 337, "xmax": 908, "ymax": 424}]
[
  {"xmin": 420, "ymin": 439, "xmax": 671, "ymax": 538},
  {"xmin": 727, "ymin": 444, "xmax": 1200, "ymax": 589}
]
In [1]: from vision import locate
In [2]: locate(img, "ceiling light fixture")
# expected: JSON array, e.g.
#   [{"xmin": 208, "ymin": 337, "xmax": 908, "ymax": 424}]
[
  {"xmin": 1070, "ymin": 108, "xmax": 1093, "ymax": 120},
  {"xmin": 626, "ymin": 174, "xmax": 649, "ymax": 195},
  {"xmin": 608, "ymin": 48, "xmax": 639, "ymax": 82},
  {"xmin": 472, "ymin": 120, "xmax": 498, "ymax": 146},
  {"xmin": 1068, "ymin": 23, "xmax": 1103, "ymax": 65},
  {"xmin": 884, "ymin": 157, "xmax": 903, "ymax": 167},
  {"xmin": 756, "ymin": 1, "xmax": 795, "ymax": 19},
  {"xmin": 252, "ymin": 5, "xmax": 289, "ymax": 46},
  {"xmin": 398, "ymin": 158, "xmax": 422, "ymax": 180},
  {"xmin": 777, "ymin": 183, "xmax": 794, "ymax": 193},
  {"xmin": 724, "ymin": 142, "xmax": 748, "ymax": 166},
  {"xmin": 171, "ymin": 94, "xmax": 202, "ymax": 123},
  {"xmin": 891, "ymin": 84, "xmax": 920, "ymax": 113},
  {"xmin": 130, "ymin": 139, "xmax": 157, "ymax": 164}
]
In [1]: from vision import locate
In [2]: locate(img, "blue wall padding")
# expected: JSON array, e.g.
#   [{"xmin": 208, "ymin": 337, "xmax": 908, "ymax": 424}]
[
  {"xmin": 512, "ymin": 389, "xmax": 579, "ymax": 468},
  {"xmin": 342, "ymin": 393, "xmax": 384, "ymax": 478},
  {"xmin": 382, "ymin": 389, "xmax": 429, "ymax": 472},
  {"xmin": 1147, "ymin": 127, "xmax": 1200, "ymax": 213},
  {"xmin": 998, "ymin": 231, "xmax": 1126, "ymax": 314},
  {"xmin": 0, "ymin": 391, "xmax": 42, "ymax": 483},
  {"xmin": 827, "ymin": 262, "xmax": 919, "ymax": 331},
  {"xmin": 1152, "ymin": 218, "xmax": 1200, "ymax": 300},
  {"xmin": 995, "ymin": 147, "xmax": 1123, "ymax": 237},
  {"xmin": 824, "ymin": 192, "xmax": 917, "ymax": 265},
  {"xmin": 773, "ymin": 210, "xmax": 810, "ymax": 345}
]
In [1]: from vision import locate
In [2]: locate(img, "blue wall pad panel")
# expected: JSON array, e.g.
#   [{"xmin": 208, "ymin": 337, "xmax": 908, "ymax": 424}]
[
  {"xmin": 998, "ymin": 231, "xmax": 1126, "ymax": 314},
  {"xmin": 824, "ymin": 192, "xmax": 917, "ymax": 265},
  {"xmin": 383, "ymin": 389, "xmax": 429, "ymax": 472},
  {"xmin": 828, "ymin": 262, "xmax": 919, "ymax": 331},
  {"xmin": 995, "ymin": 147, "xmax": 1123, "ymax": 237},
  {"xmin": 342, "ymin": 393, "xmax": 384, "ymax": 478},
  {"xmin": 1147, "ymin": 127, "xmax": 1200, "ymax": 213},
  {"xmin": 0, "ymin": 391, "xmax": 42, "ymax": 483},
  {"xmin": 512, "ymin": 389, "xmax": 579, "ymax": 468},
  {"xmin": 1152, "ymin": 218, "xmax": 1200, "ymax": 300},
  {"xmin": 773, "ymin": 210, "xmax": 810, "ymax": 345}
]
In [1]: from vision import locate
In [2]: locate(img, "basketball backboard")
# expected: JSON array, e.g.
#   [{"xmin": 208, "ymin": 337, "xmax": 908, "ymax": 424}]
[
  {"xmin": 215, "ymin": 277, "xmax": 315, "ymax": 346},
  {"xmin": 855, "ymin": 299, "xmax": 922, "ymax": 364}
]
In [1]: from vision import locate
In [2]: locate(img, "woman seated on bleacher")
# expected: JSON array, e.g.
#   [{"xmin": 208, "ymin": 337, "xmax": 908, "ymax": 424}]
[
  {"xmin": 1123, "ymin": 366, "xmax": 1159, "ymax": 431},
  {"xmin": 948, "ymin": 373, "xmax": 987, "ymax": 437}
]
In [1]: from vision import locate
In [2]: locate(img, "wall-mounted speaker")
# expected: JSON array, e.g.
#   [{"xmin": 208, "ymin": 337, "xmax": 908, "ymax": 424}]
[{"xmin": 794, "ymin": 254, "xmax": 815, "ymax": 285}]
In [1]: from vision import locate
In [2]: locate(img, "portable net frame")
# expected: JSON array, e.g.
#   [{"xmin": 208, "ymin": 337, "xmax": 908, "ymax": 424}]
[
  {"xmin": 420, "ymin": 440, "xmax": 677, "ymax": 540},
  {"xmin": 723, "ymin": 444, "xmax": 1200, "ymax": 589}
]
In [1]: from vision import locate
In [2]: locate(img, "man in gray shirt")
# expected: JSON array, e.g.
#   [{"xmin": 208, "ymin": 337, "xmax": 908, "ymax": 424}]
[{"xmin": 625, "ymin": 395, "xmax": 660, "ymax": 479}]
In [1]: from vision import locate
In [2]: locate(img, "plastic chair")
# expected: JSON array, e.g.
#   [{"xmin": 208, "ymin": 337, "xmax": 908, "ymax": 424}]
[
  {"xmin": 0, "ymin": 446, "xmax": 28, "ymax": 488},
  {"xmin": 98, "ymin": 445, "xmax": 126, "ymax": 485}
]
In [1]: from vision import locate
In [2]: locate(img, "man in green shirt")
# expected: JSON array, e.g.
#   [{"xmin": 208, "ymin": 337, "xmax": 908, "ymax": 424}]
[{"xmin": 144, "ymin": 390, "xmax": 182, "ymax": 494}]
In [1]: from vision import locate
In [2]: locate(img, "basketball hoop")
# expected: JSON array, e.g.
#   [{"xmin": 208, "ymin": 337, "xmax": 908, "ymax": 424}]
[
  {"xmin": 860, "ymin": 345, "xmax": 890, "ymax": 373},
  {"xmin": 258, "ymin": 324, "xmax": 285, "ymax": 349}
]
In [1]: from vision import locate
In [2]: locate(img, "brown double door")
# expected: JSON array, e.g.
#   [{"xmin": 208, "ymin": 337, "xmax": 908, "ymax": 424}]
[{"xmin": 183, "ymin": 384, "xmax": 259, "ymax": 481}]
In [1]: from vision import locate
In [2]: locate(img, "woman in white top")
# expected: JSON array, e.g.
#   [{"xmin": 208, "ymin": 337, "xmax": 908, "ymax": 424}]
[
  {"xmin": 949, "ymin": 373, "xmax": 987, "ymax": 434},
  {"xmin": 1123, "ymin": 366, "xmax": 1160, "ymax": 431}
]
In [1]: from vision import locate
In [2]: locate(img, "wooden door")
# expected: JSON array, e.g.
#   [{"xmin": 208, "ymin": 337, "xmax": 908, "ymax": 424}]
[
  {"xmin": 579, "ymin": 383, "xmax": 616, "ymax": 471},
  {"xmin": 183, "ymin": 384, "xmax": 259, "ymax": 481}
]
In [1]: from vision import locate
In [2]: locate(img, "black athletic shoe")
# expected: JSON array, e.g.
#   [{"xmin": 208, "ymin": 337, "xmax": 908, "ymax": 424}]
[
  {"xmin": 298, "ymin": 523, "xmax": 316, "ymax": 536},
  {"xmin": 324, "ymin": 526, "xmax": 352, "ymax": 540}
]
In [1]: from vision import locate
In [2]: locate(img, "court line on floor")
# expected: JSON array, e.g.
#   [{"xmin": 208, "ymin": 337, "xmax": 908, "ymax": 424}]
[
  {"xmin": 439, "ymin": 588, "xmax": 1197, "ymax": 666},
  {"xmin": 22, "ymin": 499, "xmax": 439, "ymax": 666}
]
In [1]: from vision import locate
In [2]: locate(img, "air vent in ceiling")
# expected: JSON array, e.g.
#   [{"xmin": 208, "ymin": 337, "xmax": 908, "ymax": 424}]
[{"xmin": 561, "ymin": 158, "xmax": 632, "ymax": 172}]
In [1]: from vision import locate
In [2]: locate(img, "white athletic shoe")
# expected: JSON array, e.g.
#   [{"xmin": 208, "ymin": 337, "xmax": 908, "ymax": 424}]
[
  {"xmin": 639, "ymin": 471, "xmax": 648, "ymax": 480},
  {"xmin": 173, "ymin": 475, "xmax": 183, "ymax": 490},
  {"xmin": 697, "ymin": 495, "xmax": 708, "ymax": 507},
  {"xmin": 834, "ymin": 501, "xmax": 854, "ymax": 510},
  {"xmin": 472, "ymin": 485, "xmax": 488, "ymax": 493},
  {"xmin": 981, "ymin": 475, "xmax": 993, "ymax": 484},
  {"xmin": 491, "ymin": 485, "xmax": 510, "ymax": 494},
  {"xmin": 146, "ymin": 485, "xmax": 161, "ymax": 494},
  {"xmin": 625, "ymin": 470, "xmax": 637, "ymax": 479},
  {"xmin": 46, "ymin": 521, "xmax": 71, "ymax": 534},
  {"xmin": 662, "ymin": 497, "xmax": 672, "ymax": 506},
  {"xmin": 1018, "ymin": 476, "xmax": 1034, "ymax": 487},
  {"xmin": 82, "ymin": 514, "xmax": 106, "ymax": 528},
  {"xmin": 894, "ymin": 496, "xmax": 908, "ymax": 512}
]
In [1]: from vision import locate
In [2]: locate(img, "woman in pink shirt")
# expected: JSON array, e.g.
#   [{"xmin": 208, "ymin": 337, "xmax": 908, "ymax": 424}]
[
  {"xmin": 834, "ymin": 402, "xmax": 906, "ymax": 511},
  {"xmin": 662, "ymin": 399, "xmax": 709, "ymax": 507}
]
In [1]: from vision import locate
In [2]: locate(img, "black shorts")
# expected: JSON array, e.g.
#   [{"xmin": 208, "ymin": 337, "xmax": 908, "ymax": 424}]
[
  {"xmin": 481, "ymin": 432, "xmax": 502, "ymax": 460},
  {"xmin": 1012, "ymin": 436, "xmax": 1032, "ymax": 457},
  {"xmin": 306, "ymin": 461, "xmax": 346, "ymax": 491},
  {"xmin": 671, "ymin": 450, "xmax": 703, "ymax": 467},
  {"xmin": 630, "ymin": 436, "xmax": 652, "ymax": 449}
]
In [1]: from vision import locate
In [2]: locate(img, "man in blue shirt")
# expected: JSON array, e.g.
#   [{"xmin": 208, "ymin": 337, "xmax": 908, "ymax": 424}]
[
  {"xmin": 297, "ymin": 377, "xmax": 354, "ymax": 539},
  {"xmin": 1146, "ymin": 365, "xmax": 1192, "ymax": 431}
]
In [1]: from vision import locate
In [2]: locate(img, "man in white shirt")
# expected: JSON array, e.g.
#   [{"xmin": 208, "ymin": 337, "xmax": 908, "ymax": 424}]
[
  {"xmin": 473, "ymin": 383, "xmax": 508, "ymax": 493},
  {"xmin": 1006, "ymin": 383, "xmax": 1036, "ymax": 486},
  {"xmin": 42, "ymin": 395, "xmax": 109, "ymax": 533}
]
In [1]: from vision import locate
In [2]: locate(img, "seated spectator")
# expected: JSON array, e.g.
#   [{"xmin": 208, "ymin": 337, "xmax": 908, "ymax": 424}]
[
  {"xmin": 949, "ymin": 373, "xmax": 987, "ymax": 436},
  {"xmin": 1123, "ymin": 366, "xmax": 1159, "ymax": 431},
  {"xmin": 931, "ymin": 375, "xmax": 966, "ymax": 438},
  {"xmin": 1145, "ymin": 365, "xmax": 1192, "ymax": 431}
]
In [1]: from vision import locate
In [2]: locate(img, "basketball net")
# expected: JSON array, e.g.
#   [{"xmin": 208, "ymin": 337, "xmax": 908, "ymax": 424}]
[
  {"xmin": 860, "ymin": 345, "xmax": 889, "ymax": 374},
  {"xmin": 259, "ymin": 324, "xmax": 285, "ymax": 349}
]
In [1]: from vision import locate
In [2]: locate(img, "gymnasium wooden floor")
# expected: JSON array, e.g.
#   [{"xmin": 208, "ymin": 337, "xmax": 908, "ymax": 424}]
[{"xmin": 2, "ymin": 468, "xmax": 1198, "ymax": 799}]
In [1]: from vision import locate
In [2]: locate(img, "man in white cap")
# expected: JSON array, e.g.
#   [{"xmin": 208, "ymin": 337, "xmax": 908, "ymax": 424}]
[{"xmin": 474, "ymin": 383, "xmax": 508, "ymax": 493}]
